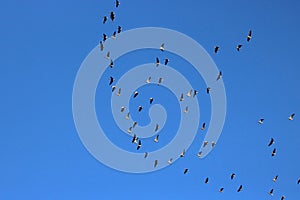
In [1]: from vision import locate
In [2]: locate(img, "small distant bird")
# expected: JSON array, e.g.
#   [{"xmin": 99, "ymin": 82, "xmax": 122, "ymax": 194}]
[
  {"xmin": 164, "ymin": 58, "xmax": 169, "ymax": 65},
  {"xmin": 149, "ymin": 97, "xmax": 154, "ymax": 104},
  {"xmin": 247, "ymin": 30, "xmax": 252, "ymax": 42},
  {"xmin": 132, "ymin": 134, "xmax": 138, "ymax": 143},
  {"xmin": 183, "ymin": 106, "xmax": 188, "ymax": 113},
  {"xmin": 268, "ymin": 138, "xmax": 275, "ymax": 146},
  {"xmin": 125, "ymin": 112, "xmax": 130, "ymax": 120},
  {"xmin": 133, "ymin": 91, "xmax": 139, "ymax": 98},
  {"xmin": 236, "ymin": 44, "xmax": 242, "ymax": 51},
  {"xmin": 154, "ymin": 160, "xmax": 158, "ymax": 168},
  {"xmin": 111, "ymin": 31, "xmax": 116, "ymax": 39},
  {"xmin": 156, "ymin": 57, "xmax": 160, "ymax": 67},
  {"xmin": 146, "ymin": 77, "xmax": 151, "ymax": 83},
  {"xmin": 179, "ymin": 93, "xmax": 184, "ymax": 101},
  {"xmin": 297, "ymin": 178, "xmax": 300, "ymax": 184},
  {"xmin": 158, "ymin": 77, "xmax": 163, "ymax": 86},
  {"xmin": 115, "ymin": 0, "xmax": 120, "ymax": 7},
  {"xmin": 109, "ymin": 60, "xmax": 114, "ymax": 68},
  {"xmin": 272, "ymin": 148, "xmax": 276, "ymax": 157},
  {"xmin": 186, "ymin": 89, "xmax": 192, "ymax": 97},
  {"xmin": 127, "ymin": 127, "xmax": 132, "ymax": 133},
  {"xmin": 105, "ymin": 51, "xmax": 110, "ymax": 60},
  {"xmin": 180, "ymin": 149, "xmax": 185, "ymax": 157},
  {"xmin": 132, "ymin": 121, "xmax": 138, "ymax": 128},
  {"xmin": 193, "ymin": 90, "xmax": 198, "ymax": 97},
  {"xmin": 160, "ymin": 43, "xmax": 165, "ymax": 51},
  {"xmin": 111, "ymin": 86, "xmax": 116, "ymax": 92},
  {"xmin": 231, "ymin": 173, "xmax": 236, "ymax": 180},
  {"xmin": 211, "ymin": 141, "xmax": 216, "ymax": 148},
  {"xmin": 168, "ymin": 158, "xmax": 173, "ymax": 165},
  {"xmin": 269, "ymin": 189, "xmax": 274, "ymax": 196},
  {"xmin": 273, "ymin": 175, "xmax": 278, "ymax": 182},
  {"xmin": 258, "ymin": 118, "xmax": 264, "ymax": 124},
  {"xmin": 201, "ymin": 123, "xmax": 206, "ymax": 130},
  {"xmin": 144, "ymin": 152, "xmax": 148, "ymax": 158},
  {"xmin": 109, "ymin": 76, "xmax": 114, "ymax": 85},
  {"xmin": 237, "ymin": 185, "xmax": 243, "ymax": 192},
  {"xmin": 205, "ymin": 177, "xmax": 209, "ymax": 184},
  {"xmin": 214, "ymin": 46, "xmax": 220, "ymax": 53},
  {"xmin": 219, "ymin": 188, "xmax": 224, "ymax": 193},
  {"xmin": 288, "ymin": 113, "xmax": 295, "ymax": 120},
  {"xmin": 103, "ymin": 16, "xmax": 107, "ymax": 24},
  {"xmin": 203, "ymin": 141, "xmax": 208, "ymax": 147},
  {"xmin": 154, "ymin": 124, "xmax": 159, "ymax": 132},
  {"xmin": 206, "ymin": 87, "xmax": 211, "ymax": 94},
  {"xmin": 281, "ymin": 195, "xmax": 286, "ymax": 200},
  {"xmin": 183, "ymin": 168, "xmax": 189, "ymax": 174},
  {"xmin": 138, "ymin": 106, "xmax": 143, "ymax": 112},
  {"xmin": 117, "ymin": 26, "xmax": 122, "ymax": 34},
  {"xmin": 117, "ymin": 88, "xmax": 121, "ymax": 96},
  {"xmin": 103, "ymin": 33, "xmax": 107, "ymax": 41},
  {"xmin": 110, "ymin": 11, "xmax": 115, "ymax": 21},
  {"xmin": 216, "ymin": 71, "xmax": 222, "ymax": 81},
  {"xmin": 197, "ymin": 151, "xmax": 202, "ymax": 157},
  {"xmin": 100, "ymin": 41, "xmax": 104, "ymax": 51},
  {"xmin": 137, "ymin": 140, "xmax": 141, "ymax": 150},
  {"xmin": 154, "ymin": 135, "xmax": 159, "ymax": 143},
  {"xmin": 120, "ymin": 106, "xmax": 125, "ymax": 112}
]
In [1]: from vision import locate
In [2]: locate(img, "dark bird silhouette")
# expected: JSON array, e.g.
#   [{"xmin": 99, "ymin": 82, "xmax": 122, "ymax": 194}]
[
  {"xmin": 272, "ymin": 148, "xmax": 276, "ymax": 157},
  {"xmin": 138, "ymin": 106, "xmax": 143, "ymax": 112},
  {"xmin": 183, "ymin": 168, "xmax": 189, "ymax": 174},
  {"xmin": 247, "ymin": 30, "xmax": 252, "ymax": 42},
  {"xmin": 180, "ymin": 149, "xmax": 185, "ymax": 157},
  {"xmin": 103, "ymin": 16, "xmax": 107, "ymax": 24},
  {"xmin": 111, "ymin": 31, "xmax": 116, "ymax": 39},
  {"xmin": 156, "ymin": 57, "xmax": 160, "ymax": 67},
  {"xmin": 214, "ymin": 46, "xmax": 219, "ymax": 53},
  {"xmin": 164, "ymin": 58, "xmax": 169, "ymax": 65},
  {"xmin": 193, "ymin": 90, "xmax": 198, "ymax": 97},
  {"xmin": 115, "ymin": 0, "xmax": 120, "ymax": 7},
  {"xmin": 110, "ymin": 11, "xmax": 115, "ymax": 21},
  {"xmin": 160, "ymin": 43, "xmax": 165, "ymax": 51},
  {"xmin": 237, "ymin": 185, "xmax": 243, "ymax": 192},
  {"xmin": 133, "ymin": 91, "xmax": 139, "ymax": 98},
  {"xmin": 205, "ymin": 177, "xmax": 209, "ymax": 184},
  {"xmin": 289, "ymin": 113, "xmax": 295, "ymax": 120},
  {"xmin": 109, "ymin": 76, "xmax": 114, "ymax": 85},
  {"xmin": 216, "ymin": 71, "xmax": 222, "ymax": 81},
  {"xmin": 149, "ymin": 97, "xmax": 154, "ymax": 104},
  {"xmin": 231, "ymin": 173, "xmax": 236, "ymax": 180},
  {"xmin": 281, "ymin": 195, "xmax": 286, "ymax": 200},
  {"xmin": 154, "ymin": 160, "xmax": 158, "ymax": 168},
  {"xmin": 117, "ymin": 26, "xmax": 122, "ymax": 34},
  {"xmin": 269, "ymin": 189, "xmax": 274, "ymax": 196},
  {"xmin": 297, "ymin": 178, "xmax": 300, "ymax": 184},
  {"xmin": 100, "ymin": 41, "xmax": 104, "ymax": 51},
  {"xmin": 258, "ymin": 118, "xmax": 264, "ymax": 124},
  {"xmin": 154, "ymin": 134, "xmax": 159, "ymax": 143},
  {"xmin": 273, "ymin": 175, "xmax": 278, "ymax": 182},
  {"xmin": 112, "ymin": 86, "xmax": 116, "ymax": 92},
  {"xmin": 201, "ymin": 123, "xmax": 206, "ymax": 130},
  {"xmin": 219, "ymin": 188, "xmax": 224, "ymax": 193},
  {"xmin": 103, "ymin": 33, "xmax": 107, "ymax": 42},
  {"xmin": 268, "ymin": 138, "xmax": 275, "ymax": 146},
  {"xmin": 206, "ymin": 87, "xmax": 211, "ymax": 94},
  {"xmin": 144, "ymin": 152, "xmax": 148, "ymax": 158},
  {"xmin": 236, "ymin": 44, "xmax": 242, "ymax": 51},
  {"xmin": 132, "ymin": 134, "xmax": 138, "ymax": 143},
  {"xmin": 137, "ymin": 140, "xmax": 141, "ymax": 150},
  {"xmin": 109, "ymin": 60, "xmax": 114, "ymax": 68}
]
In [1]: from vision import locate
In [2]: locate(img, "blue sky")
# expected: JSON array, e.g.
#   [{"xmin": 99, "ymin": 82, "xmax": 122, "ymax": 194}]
[{"xmin": 1, "ymin": 0, "xmax": 300, "ymax": 199}]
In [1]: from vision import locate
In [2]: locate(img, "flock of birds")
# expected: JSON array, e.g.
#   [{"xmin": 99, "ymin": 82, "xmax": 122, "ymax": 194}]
[{"xmin": 98, "ymin": 1, "xmax": 299, "ymax": 199}]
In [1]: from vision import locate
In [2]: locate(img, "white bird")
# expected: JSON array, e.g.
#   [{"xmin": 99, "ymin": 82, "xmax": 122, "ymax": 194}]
[
  {"xmin": 125, "ymin": 112, "xmax": 130, "ymax": 120},
  {"xmin": 288, "ymin": 113, "xmax": 295, "ymax": 120},
  {"xmin": 127, "ymin": 127, "xmax": 132, "ymax": 133},
  {"xmin": 146, "ymin": 76, "xmax": 151, "ymax": 83},
  {"xmin": 258, "ymin": 118, "xmax": 264, "ymax": 124},
  {"xmin": 160, "ymin": 43, "xmax": 165, "ymax": 51},
  {"xmin": 197, "ymin": 151, "xmax": 202, "ymax": 158},
  {"xmin": 120, "ymin": 106, "xmax": 126, "ymax": 112},
  {"xmin": 273, "ymin": 175, "xmax": 278, "ymax": 182},
  {"xmin": 186, "ymin": 89, "xmax": 193, "ymax": 97},
  {"xmin": 117, "ymin": 88, "xmax": 121, "ymax": 96},
  {"xmin": 154, "ymin": 135, "xmax": 159, "ymax": 143},
  {"xmin": 168, "ymin": 158, "xmax": 173, "ymax": 165},
  {"xmin": 180, "ymin": 149, "xmax": 185, "ymax": 157}
]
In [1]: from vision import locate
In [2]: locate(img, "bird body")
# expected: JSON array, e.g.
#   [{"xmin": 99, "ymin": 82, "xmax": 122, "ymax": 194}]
[
  {"xmin": 154, "ymin": 135, "xmax": 159, "ymax": 143},
  {"xmin": 247, "ymin": 30, "xmax": 252, "ymax": 42},
  {"xmin": 237, "ymin": 185, "xmax": 243, "ymax": 192},
  {"xmin": 183, "ymin": 168, "xmax": 189, "ymax": 174},
  {"xmin": 289, "ymin": 113, "xmax": 295, "ymax": 120},
  {"xmin": 160, "ymin": 43, "xmax": 165, "ymax": 51}
]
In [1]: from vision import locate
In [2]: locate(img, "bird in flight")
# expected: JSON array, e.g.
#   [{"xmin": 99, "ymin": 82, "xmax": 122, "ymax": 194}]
[
  {"xmin": 205, "ymin": 177, "xmax": 209, "ymax": 184},
  {"xmin": 268, "ymin": 189, "xmax": 274, "ymax": 196},
  {"xmin": 144, "ymin": 152, "xmax": 148, "ymax": 158},
  {"xmin": 281, "ymin": 195, "xmax": 286, "ymax": 200},
  {"xmin": 154, "ymin": 160, "xmax": 158, "ymax": 168},
  {"xmin": 156, "ymin": 57, "xmax": 160, "ymax": 67},
  {"xmin": 193, "ymin": 90, "xmax": 198, "ymax": 97},
  {"xmin": 132, "ymin": 134, "xmax": 138, "ymax": 144},
  {"xmin": 133, "ymin": 91, "xmax": 139, "ymax": 98},
  {"xmin": 103, "ymin": 16, "xmax": 107, "ymax": 24},
  {"xmin": 206, "ymin": 87, "xmax": 211, "ymax": 94},
  {"xmin": 111, "ymin": 86, "xmax": 116, "ymax": 92},
  {"xmin": 154, "ymin": 135, "xmax": 159, "ymax": 143},
  {"xmin": 180, "ymin": 149, "xmax": 185, "ymax": 157},
  {"xmin": 154, "ymin": 124, "xmax": 159, "ymax": 132},
  {"xmin": 273, "ymin": 175, "xmax": 278, "ymax": 182},
  {"xmin": 117, "ymin": 88, "xmax": 121, "ymax": 96},
  {"xmin": 268, "ymin": 138, "xmax": 275, "ymax": 146},
  {"xmin": 109, "ymin": 76, "xmax": 114, "ymax": 85},
  {"xmin": 109, "ymin": 60, "xmax": 114, "ymax": 68},
  {"xmin": 258, "ymin": 118, "xmax": 264, "ymax": 124},
  {"xmin": 183, "ymin": 168, "xmax": 189, "ymax": 174},
  {"xmin": 127, "ymin": 126, "xmax": 132, "ymax": 133},
  {"xmin": 288, "ymin": 113, "xmax": 295, "ymax": 120},
  {"xmin": 201, "ymin": 122, "xmax": 206, "ymax": 130},
  {"xmin": 110, "ymin": 11, "xmax": 115, "ymax": 21},
  {"xmin": 137, "ymin": 140, "xmax": 141, "ymax": 150},
  {"xmin": 237, "ymin": 185, "xmax": 243, "ymax": 192},
  {"xmin": 247, "ymin": 30, "xmax": 252, "ymax": 42},
  {"xmin": 111, "ymin": 31, "xmax": 117, "ymax": 39},
  {"xmin": 168, "ymin": 158, "xmax": 173, "ymax": 165},
  {"xmin": 120, "ymin": 106, "xmax": 125, "ymax": 113},
  {"xmin": 138, "ymin": 106, "xmax": 143, "ymax": 112},
  {"xmin": 179, "ymin": 93, "xmax": 184, "ymax": 101},
  {"xmin": 271, "ymin": 148, "xmax": 276, "ymax": 157},
  {"xmin": 117, "ymin": 26, "xmax": 122, "ymax": 34},
  {"xmin": 214, "ymin": 46, "xmax": 219, "ymax": 54},
  {"xmin": 203, "ymin": 141, "xmax": 208, "ymax": 148},
  {"xmin": 160, "ymin": 43, "xmax": 165, "ymax": 51},
  {"xmin": 219, "ymin": 188, "xmax": 224, "ymax": 193},
  {"xmin": 183, "ymin": 106, "xmax": 188, "ymax": 113},
  {"xmin": 125, "ymin": 112, "xmax": 130, "ymax": 120},
  {"xmin": 164, "ymin": 58, "xmax": 169, "ymax": 65},
  {"xmin": 115, "ymin": 0, "xmax": 120, "ymax": 7},
  {"xmin": 236, "ymin": 44, "xmax": 242, "ymax": 51},
  {"xmin": 146, "ymin": 77, "xmax": 151, "ymax": 84},
  {"xmin": 186, "ymin": 89, "xmax": 192, "ymax": 97},
  {"xmin": 216, "ymin": 71, "xmax": 222, "ymax": 81},
  {"xmin": 100, "ymin": 41, "xmax": 104, "ymax": 51},
  {"xmin": 297, "ymin": 178, "xmax": 300, "ymax": 184},
  {"xmin": 231, "ymin": 173, "xmax": 236, "ymax": 180},
  {"xmin": 197, "ymin": 151, "xmax": 202, "ymax": 158},
  {"xmin": 103, "ymin": 33, "xmax": 107, "ymax": 41},
  {"xmin": 158, "ymin": 77, "xmax": 163, "ymax": 86},
  {"xmin": 149, "ymin": 97, "xmax": 154, "ymax": 104},
  {"xmin": 105, "ymin": 51, "xmax": 110, "ymax": 60}
]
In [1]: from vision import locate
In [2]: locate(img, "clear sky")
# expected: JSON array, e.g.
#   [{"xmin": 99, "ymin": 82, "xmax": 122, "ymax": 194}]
[{"xmin": 1, "ymin": 0, "xmax": 300, "ymax": 199}]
